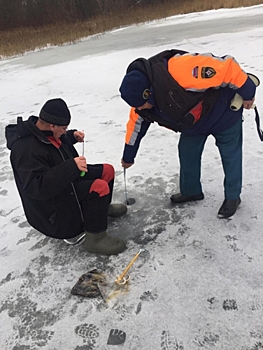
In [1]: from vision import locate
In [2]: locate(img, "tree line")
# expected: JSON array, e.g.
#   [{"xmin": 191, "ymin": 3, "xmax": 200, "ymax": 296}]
[{"xmin": 0, "ymin": 0, "xmax": 168, "ymax": 30}]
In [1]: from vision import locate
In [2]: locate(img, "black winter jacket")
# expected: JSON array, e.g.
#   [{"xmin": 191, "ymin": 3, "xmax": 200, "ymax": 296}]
[{"xmin": 5, "ymin": 116, "xmax": 84, "ymax": 239}]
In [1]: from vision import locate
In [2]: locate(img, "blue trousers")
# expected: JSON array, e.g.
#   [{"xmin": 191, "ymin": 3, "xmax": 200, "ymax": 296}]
[{"xmin": 178, "ymin": 118, "xmax": 243, "ymax": 200}]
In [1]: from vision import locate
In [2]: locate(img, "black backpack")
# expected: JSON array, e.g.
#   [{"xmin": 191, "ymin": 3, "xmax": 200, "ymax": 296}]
[{"xmin": 127, "ymin": 49, "xmax": 220, "ymax": 132}]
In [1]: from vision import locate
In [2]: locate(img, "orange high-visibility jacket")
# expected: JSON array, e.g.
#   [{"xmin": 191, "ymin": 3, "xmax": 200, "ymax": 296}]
[{"xmin": 123, "ymin": 52, "xmax": 255, "ymax": 163}]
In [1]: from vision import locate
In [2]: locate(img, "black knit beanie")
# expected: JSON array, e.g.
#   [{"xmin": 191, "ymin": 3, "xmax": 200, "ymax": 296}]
[{"xmin": 39, "ymin": 98, "xmax": 71, "ymax": 125}]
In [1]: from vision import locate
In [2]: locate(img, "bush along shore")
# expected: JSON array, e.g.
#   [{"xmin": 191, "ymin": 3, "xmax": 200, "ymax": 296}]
[{"xmin": 0, "ymin": 0, "xmax": 262, "ymax": 58}]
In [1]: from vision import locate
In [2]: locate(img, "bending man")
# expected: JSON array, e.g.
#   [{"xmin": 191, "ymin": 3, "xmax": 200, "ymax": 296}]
[{"xmin": 119, "ymin": 49, "xmax": 258, "ymax": 218}]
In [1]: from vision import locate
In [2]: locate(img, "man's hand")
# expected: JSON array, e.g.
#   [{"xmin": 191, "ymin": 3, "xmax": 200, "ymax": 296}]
[
  {"xmin": 121, "ymin": 158, "xmax": 134, "ymax": 169},
  {"xmin": 74, "ymin": 156, "xmax": 87, "ymax": 172},
  {"xmin": 243, "ymin": 97, "xmax": 255, "ymax": 110},
  {"xmin": 74, "ymin": 130, "xmax": 85, "ymax": 142}
]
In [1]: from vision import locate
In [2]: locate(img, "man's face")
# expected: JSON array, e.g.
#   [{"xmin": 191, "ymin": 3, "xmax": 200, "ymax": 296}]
[
  {"xmin": 50, "ymin": 125, "xmax": 68, "ymax": 140},
  {"xmin": 137, "ymin": 101, "xmax": 153, "ymax": 110}
]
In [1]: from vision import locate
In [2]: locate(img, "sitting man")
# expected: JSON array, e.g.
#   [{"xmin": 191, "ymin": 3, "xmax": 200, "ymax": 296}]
[{"xmin": 5, "ymin": 98, "xmax": 127, "ymax": 255}]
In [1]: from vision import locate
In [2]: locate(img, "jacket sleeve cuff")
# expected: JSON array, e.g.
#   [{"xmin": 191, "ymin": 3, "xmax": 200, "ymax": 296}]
[
  {"xmin": 66, "ymin": 129, "xmax": 78, "ymax": 144},
  {"xmin": 122, "ymin": 144, "xmax": 137, "ymax": 163},
  {"xmin": 236, "ymin": 76, "xmax": 257, "ymax": 100}
]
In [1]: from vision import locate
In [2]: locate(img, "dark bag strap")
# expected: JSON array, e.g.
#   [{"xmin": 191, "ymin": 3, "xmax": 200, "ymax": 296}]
[{"xmin": 255, "ymin": 106, "xmax": 263, "ymax": 141}]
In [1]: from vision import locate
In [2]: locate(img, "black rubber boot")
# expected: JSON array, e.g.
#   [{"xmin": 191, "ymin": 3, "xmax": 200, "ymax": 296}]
[
  {"xmin": 108, "ymin": 203, "xmax": 127, "ymax": 218},
  {"xmin": 85, "ymin": 231, "xmax": 126, "ymax": 255},
  {"xmin": 218, "ymin": 197, "xmax": 241, "ymax": 218},
  {"xmin": 170, "ymin": 193, "xmax": 204, "ymax": 204}
]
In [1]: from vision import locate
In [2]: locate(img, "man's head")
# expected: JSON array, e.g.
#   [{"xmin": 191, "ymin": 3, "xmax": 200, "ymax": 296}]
[
  {"xmin": 39, "ymin": 98, "xmax": 71, "ymax": 126},
  {"xmin": 38, "ymin": 98, "xmax": 71, "ymax": 140},
  {"xmin": 119, "ymin": 70, "xmax": 151, "ymax": 108}
]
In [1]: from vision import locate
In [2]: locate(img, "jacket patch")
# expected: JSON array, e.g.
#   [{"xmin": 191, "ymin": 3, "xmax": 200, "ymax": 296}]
[
  {"xmin": 192, "ymin": 66, "xmax": 199, "ymax": 78},
  {"xmin": 201, "ymin": 67, "xmax": 216, "ymax": 79},
  {"xmin": 143, "ymin": 89, "xmax": 150, "ymax": 100}
]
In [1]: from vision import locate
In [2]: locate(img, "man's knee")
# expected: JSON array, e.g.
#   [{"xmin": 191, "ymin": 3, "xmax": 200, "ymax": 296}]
[
  {"xmin": 102, "ymin": 163, "xmax": 115, "ymax": 183},
  {"xmin": 89, "ymin": 179, "xmax": 110, "ymax": 197}
]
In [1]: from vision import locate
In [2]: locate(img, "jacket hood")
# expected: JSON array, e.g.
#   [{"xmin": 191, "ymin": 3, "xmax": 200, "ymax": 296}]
[{"xmin": 5, "ymin": 116, "xmax": 48, "ymax": 150}]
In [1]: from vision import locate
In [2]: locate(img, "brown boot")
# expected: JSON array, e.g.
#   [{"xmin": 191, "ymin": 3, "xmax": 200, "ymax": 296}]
[
  {"xmin": 108, "ymin": 203, "xmax": 127, "ymax": 218},
  {"xmin": 85, "ymin": 231, "xmax": 126, "ymax": 255}
]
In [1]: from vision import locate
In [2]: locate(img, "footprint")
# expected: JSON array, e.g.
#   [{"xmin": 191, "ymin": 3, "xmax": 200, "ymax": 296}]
[
  {"xmin": 135, "ymin": 302, "xmax": 142, "ymax": 314},
  {"xmin": 161, "ymin": 330, "xmax": 184, "ymax": 350},
  {"xmin": 140, "ymin": 290, "xmax": 158, "ymax": 302},
  {"xmin": 0, "ymin": 271, "xmax": 15, "ymax": 287},
  {"xmin": 250, "ymin": 330, "xmax": 263, "ymax": 339},
  {"xmin": 107, "ymin": 329, "xmax": 126, "ymax": 345},
  {"xmin": 222, "ymin": 299, "xmax": 238, "ymax": 311},
  {"xmin": 194, "ymin": 332, "xmax": 219, "ymax": 347},
  {"xmin": 245, "ymin": 295, "xmax": 263, "ymax": 311},
  {"xmin": 251, "ymin": 342, "xmax": 263, "ymax": 350},
  {"xmin": 114, "ymin": 304, "xmax": 135, "ymax": 321},
  {"xmin": 207, "ymin": 296, "xmax": 220, "ymax": 310},
  {"xmin": 75, "ymin": 324, "xmax": 99, "ymax": 347},
  {"xmin": 75, "ymin": 345, "xmax": 95, "ymax": 350}
]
